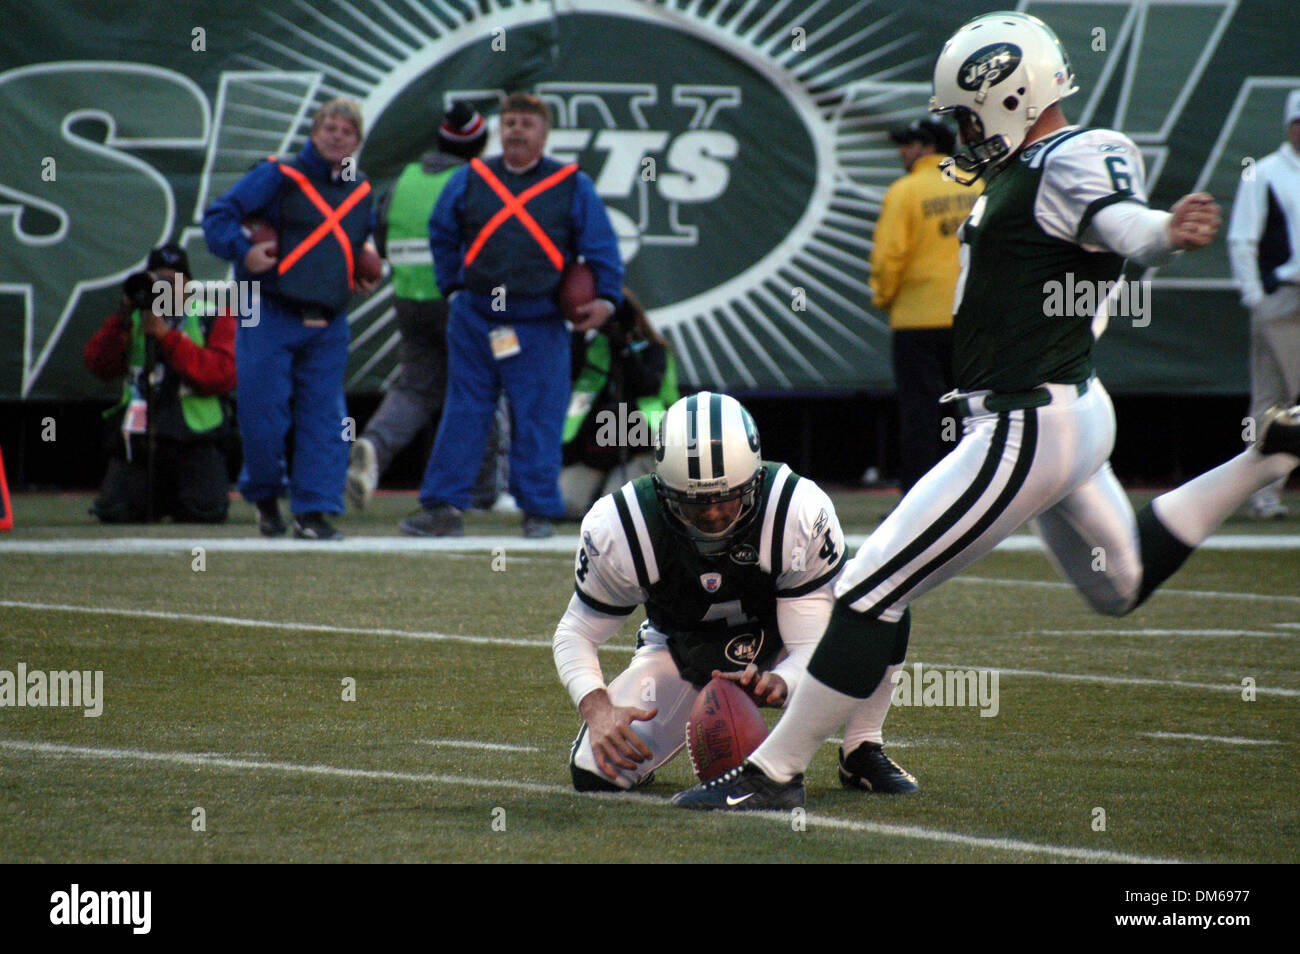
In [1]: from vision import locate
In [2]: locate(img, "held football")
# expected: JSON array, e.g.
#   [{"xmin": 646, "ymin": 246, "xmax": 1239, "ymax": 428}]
[
  {"xmin": 686, "ymin": 676, "xmax": 769, "ymax": 782},
  {"xmin": 557, "ymin": 260, "xmax": 597, "ymax": 321},
  {"xmin": 357, "ymin": 243, "xmax": 384, "ymax": 283},
  {"xmin": 241, "ymin": 217, "xmax": 278, "ymax": 255}
]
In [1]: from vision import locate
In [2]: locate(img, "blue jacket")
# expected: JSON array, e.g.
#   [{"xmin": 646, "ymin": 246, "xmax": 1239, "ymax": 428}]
[
  {"xmin": 429, "ymin": 157, "xmax": 624, "ymax": 319},
  {"xmin": 202, "ymin": 141, "xmax": 376, "ymax": 293}
]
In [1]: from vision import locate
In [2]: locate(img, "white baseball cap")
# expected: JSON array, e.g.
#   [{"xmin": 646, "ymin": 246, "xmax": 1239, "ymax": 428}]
[{"xmin": 1286, "ymin": 89, "xmax": 1300, "ymax": 127}]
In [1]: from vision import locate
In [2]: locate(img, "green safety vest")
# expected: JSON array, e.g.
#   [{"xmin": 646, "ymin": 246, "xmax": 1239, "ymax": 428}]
[
  {"xmin": 563, "ymin": 334, "xmax": 679, "ymax": 444},
  {"xmin": 386, "ymin": 162, "xmax": 458, "ymax": 301},
  {"xmin": 105, "ymin": 299, "xmax": 224, "ymax": 435}
]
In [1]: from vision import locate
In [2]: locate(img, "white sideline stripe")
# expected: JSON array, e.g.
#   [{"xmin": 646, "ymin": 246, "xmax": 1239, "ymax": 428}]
[
  {"xmin": 933, "ymin": 662, "xmax": 1300, "ymax": 698},
  {"xmin": 6, "ymin": 600, "xmax": 1289, "ymax": 695},
  {"xmin": 0, "ymin": 537, "xmax": 550, "ymax": 555},
  {"xmin": 415, "ymin": 738, "xmax": 539, "ymax": 753},
  {"xmin": 1140, "ymin": 731, "xmax": 1281, "ymax": 746},
  {"xmin": 0, "ymin": 740, "xmax": 1183, "ymax": 864},
  {"xmin": 1032, "ymin": 628, "xmax": 1295, "ymax": 638},
  {"xmin": 3, "ymin": 532, "xmax": 1300, "ymax": 555},
  {"xmin": 958, "ymin": 576, "xmax": 1300, "ymax": 605},
  {"xmin": 0, "ymin": 599, "xmax": 631, "ymax": 655}
]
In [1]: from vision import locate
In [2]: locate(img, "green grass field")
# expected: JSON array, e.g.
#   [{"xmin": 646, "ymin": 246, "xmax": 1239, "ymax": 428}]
[{"xmin": 1, "ymin": 490, "xmax": 1297, "ymax": 863}]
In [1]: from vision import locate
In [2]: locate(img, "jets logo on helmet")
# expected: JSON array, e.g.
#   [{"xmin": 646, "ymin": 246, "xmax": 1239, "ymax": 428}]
[
  {"xmin": 957, "ymin": 43, "xmax": 1022, "ymax": 92},
  {"xmin": 929, "ymin": 11, "xmax": 1079, "ymax": 185},
  {"xmin": 654, "ymin": 392, "xmax": 763, "ymax": 556}
]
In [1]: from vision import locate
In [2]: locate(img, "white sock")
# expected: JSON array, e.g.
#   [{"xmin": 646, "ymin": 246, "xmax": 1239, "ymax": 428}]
[
  {"xmin": 841, "ymin": 664, "xmax": 902, "ymax": 752},
  {"xmin": 748, "ymin": 673, "xmax": 863, "ymax": 782},
  {"xmin": 1153, "ymin": 449, "xmax": 1295, "ymax": 547}
]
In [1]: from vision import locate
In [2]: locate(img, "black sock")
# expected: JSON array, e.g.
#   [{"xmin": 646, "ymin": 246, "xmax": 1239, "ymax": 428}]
[{"xmin": 806, "ymin": 602, "xmax": 910, "ymax": 698}]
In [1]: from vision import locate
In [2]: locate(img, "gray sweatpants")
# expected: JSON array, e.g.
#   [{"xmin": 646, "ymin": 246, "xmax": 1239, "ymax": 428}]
[
  {"xmin": 1249, "ymin": 285, "xmax": 1300, "ymax": 504},
  {"xmin": 363, "ymin": 296, "xmax": 505, "ymax": 504}
]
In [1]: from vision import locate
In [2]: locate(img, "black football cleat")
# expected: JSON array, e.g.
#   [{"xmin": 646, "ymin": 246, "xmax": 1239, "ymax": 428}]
[
  {"xmin": 1258, "ymin": 405, "xmax": 1300, "ymax": 459},
  {"xmin": 671, "ymin": 762, "xmax": 805, "ymax": 811},
  {"xmin": 256, "ymin": 498, "xmax": 287, "ymax": 537},
  {"xmin": 838, "ymin": 743, "xmax": 919, "ymax": 794},
  {"xmin": 293, "ymin": 512, "xmax": 343, "ymax": 541}
]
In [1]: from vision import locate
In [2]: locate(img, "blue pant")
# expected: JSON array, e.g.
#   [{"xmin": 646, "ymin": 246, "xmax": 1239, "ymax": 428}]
[
  {"xmin": 419, "ymin": 295, "xmax": 569, "ymax": 517},
  {"xmin": 235, "ymin": 296, "xmax": 350, "ymax": 515}
]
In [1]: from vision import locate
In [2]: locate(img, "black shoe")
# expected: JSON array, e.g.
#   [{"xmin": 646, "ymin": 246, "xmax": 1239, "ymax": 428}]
[
  {"xmin": 522, "ymin": 514, "xmax": 553, "ymax": 539},
  {"xmin": 838, "ymin": 743, "xmax": 919, "ymax": 794},
  {"xmin": 256, "ymin": 498, "xmax": 287, "ymax": 537},
  {"xmin": 293, "ymin": 512, "xmax": 342, "ymax": 541},
  {"xmin": 671, "ymin": 762, "xmax": 805, "ymax": 811},
  {"xmin": 399, "ymin": 504, "xmax": 464, "ymax": 537},
  {"xmin": 1258, "ymin": 405, "xmax": 1300, "ymax": 458}
]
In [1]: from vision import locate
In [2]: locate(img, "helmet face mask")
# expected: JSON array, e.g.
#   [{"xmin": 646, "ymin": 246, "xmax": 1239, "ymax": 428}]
[
  {"xmin": 654, "ymin": 392, "xmax": 764, "ymax": 556},
  {"xmin": 929, "ymin": 11, "xmax": 1079, "ymax": 184}
]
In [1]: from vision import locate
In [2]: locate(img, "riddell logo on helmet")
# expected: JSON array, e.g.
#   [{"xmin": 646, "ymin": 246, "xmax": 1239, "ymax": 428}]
[
  {"xmin": 687, "ymin": 477, "xmax": 730, "ymax": 493},
  {"xmin": 957, "ymin": 43, "xmax": 1022, "ymax": 91}
]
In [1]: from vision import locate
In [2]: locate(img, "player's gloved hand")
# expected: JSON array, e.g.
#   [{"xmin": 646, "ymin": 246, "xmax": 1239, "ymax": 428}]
[
  {"xmin": 1167, "ymin": 192, "xmax": 1221, "ymax": 250},
  {"xmin": 712, "ymin": 664, "xmax": 788, "ymax": 708},
  {"xmin": 578, "ymin": 688, "xmax": 658, "ymax": 778}
]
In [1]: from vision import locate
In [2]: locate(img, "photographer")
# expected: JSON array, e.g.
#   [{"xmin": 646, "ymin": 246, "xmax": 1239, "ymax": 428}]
[
  {"xmin": 560, "ymin": 289, "xmax": 679, "ymax": 519},
  {"xmin": 84, "ymin": 244, "xmax": 236, "ymax": 523}
]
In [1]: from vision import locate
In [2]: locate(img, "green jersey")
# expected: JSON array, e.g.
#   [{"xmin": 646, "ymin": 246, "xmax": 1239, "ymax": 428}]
[
  {"xmin": 572, "ymin": 462, "xmax": 846, "ymax": 687},
  {"xmin": 954, "ymin": 126, "xmax": 1147, "ymax": 392}
]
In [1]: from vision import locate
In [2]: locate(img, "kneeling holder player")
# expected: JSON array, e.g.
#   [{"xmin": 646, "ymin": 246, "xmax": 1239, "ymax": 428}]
[{"xmin": 552, "ymin": 392, "xmax": 916, "ymax": 794}]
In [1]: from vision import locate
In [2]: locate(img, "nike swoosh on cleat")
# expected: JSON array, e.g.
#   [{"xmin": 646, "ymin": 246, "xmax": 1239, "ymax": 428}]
[{"xmin": 725, "ymin": 793, "xmax": 754, "ymax": 806}]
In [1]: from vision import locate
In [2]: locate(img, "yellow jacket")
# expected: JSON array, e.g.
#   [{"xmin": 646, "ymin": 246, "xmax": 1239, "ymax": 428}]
[{"xmin": 869, "ymin": 153, "xmax": 983, "ymax": 330}]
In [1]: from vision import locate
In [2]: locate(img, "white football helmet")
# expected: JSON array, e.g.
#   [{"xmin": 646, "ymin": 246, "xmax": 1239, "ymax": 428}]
[
  {"xmin": 929, "ymin": 11, "xmax": 1078, "ymax": 184},
  {"xmin": 654, "ymin": 392, "xmax": 763, "ymax": 555}
]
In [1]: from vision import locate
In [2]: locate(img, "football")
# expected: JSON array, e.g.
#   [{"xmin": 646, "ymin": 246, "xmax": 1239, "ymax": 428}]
[
  {"xmin": 557, "ymin": 259, "xmax": 597, "ymax": 321},
  {"xmin": 686, "ymin": 676, "xmax": 769, "ymax": 782},
  {"xmin": 241, "ymin": 217, "xmax": 278, "ymax": 255},
  {"xmin": 357, "ymin": 242, "xmax": 384, "ymax": 284}
]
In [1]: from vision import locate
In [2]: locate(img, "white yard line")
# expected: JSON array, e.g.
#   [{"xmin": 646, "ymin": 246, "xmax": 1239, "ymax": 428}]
[
  {"xmin": 0, "ymin": 599, "xmax": 598, "ymax": 653},
  {"xmin": 1139, "ymin": 731, "xmax": 1282, "ymax": 746},
  {"xmin": 1032, "ymin": 628, "xmax": 1295, "ymax": 638},
  {"xmin": 934, "ymin": 663, "xmax": 1300, "ymax": 698},
  {"xmin": 957, "ymin": 576, "xmax": 1300, "ymax": 605},
  {"xmin": 4, "ymin": 532, "xmax": 1300, "ymax": 555},
  {"xmin": 0, "ymin": 739, "xmax": 1185, "ymax": 864},
  {"xmin": 6, "ymin": 599, "xmax": 1292, "ymax": 694},
  {"xmin": 415, "ymin": 738, "xmax": 540, "ymax": 753}
]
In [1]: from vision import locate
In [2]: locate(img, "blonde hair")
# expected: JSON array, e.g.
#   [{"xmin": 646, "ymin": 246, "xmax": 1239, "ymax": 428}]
[{"xmin": 312, "ymin": 97, "xmax": 364, "ymax": 140}]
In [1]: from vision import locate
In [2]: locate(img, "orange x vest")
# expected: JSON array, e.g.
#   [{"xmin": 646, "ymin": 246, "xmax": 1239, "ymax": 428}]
[
  {"xmin": 461, "ymin": 156, "xmax": 578, "ymax": 298},
  {"xmin": 264, "ymin": 155, "xmax": 372, "ymax": 314}
]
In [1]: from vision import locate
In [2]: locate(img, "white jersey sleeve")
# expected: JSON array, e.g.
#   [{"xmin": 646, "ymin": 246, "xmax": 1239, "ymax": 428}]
[
  {"xmin": 1033, "ymin": 129, "xmax": 1151, "ymax": 251},
  {"xmin": 765, "ymin": 473, "xmax": 847, "ymax": 694},
  {"xmin": 553, "ymin": 594, "xmax": 628, "ymax": 709},
  {"xmin": 571, "ymin": 492, "xmax": 648, "ymax": 616},
  {"xmin": 553, "ymin": 493, "xmax": 649, "ymax": 709}
]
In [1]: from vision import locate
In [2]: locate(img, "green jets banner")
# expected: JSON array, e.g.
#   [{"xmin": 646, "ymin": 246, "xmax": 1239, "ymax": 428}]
[{"xmin": 0, "ymin": 0, "xmax": 1292, "ymax": 399}]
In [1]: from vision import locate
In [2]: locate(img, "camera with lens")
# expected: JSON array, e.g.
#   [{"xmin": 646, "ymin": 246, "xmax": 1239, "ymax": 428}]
[{"xmin": 123, "ymin": 270, "xmax": 160, "ymax": 312}]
